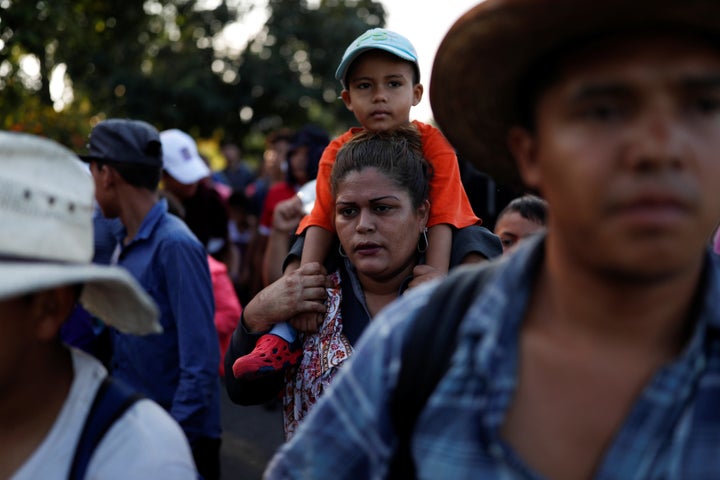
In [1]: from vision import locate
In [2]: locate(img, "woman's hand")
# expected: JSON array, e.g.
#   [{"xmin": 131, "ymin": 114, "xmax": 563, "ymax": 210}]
[
  {"xmin": 406, "ymin": 264, "xmax": 446, "ymax": 290},
  {"xmin": 243, "ymin": 262, "xmax": 331, "ymax": 333}
]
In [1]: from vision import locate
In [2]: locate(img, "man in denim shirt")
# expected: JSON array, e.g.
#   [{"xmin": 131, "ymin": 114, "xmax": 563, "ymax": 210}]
[
  {"xmin": 83, "ymin": 119, "xmax": 222, "ymax": 480},
  {"xmin": 265, "ymin": 0, "xmax": 720, "ymax": 478}
]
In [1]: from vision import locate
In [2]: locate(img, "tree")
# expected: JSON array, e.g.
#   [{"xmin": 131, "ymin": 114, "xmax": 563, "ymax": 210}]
[
  {"xmin": 0, "ymin": 0, "xmax": 242, "ymax": 145},
  {"xmin": 232, "ymin": 0, "xmax": 386, "ymax": 140},
  {"xmin": 0, "ymin": 0, "xmax": 385, "ymax": 149}
]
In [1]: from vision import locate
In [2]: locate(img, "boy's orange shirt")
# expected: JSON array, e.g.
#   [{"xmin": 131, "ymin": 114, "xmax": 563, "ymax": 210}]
[{"xmin": 297, "ymin": 121, "xmax": 480, "ymax": 234}]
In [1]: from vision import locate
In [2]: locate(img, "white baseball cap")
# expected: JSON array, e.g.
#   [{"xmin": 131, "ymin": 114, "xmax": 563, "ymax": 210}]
[{"xmin": 160, "ymin": 129, "xmax": 210, "ymax": 185}]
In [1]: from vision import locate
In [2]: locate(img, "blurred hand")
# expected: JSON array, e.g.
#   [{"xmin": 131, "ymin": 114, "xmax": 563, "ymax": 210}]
[{"xmin": 272, "ymin": 196, "xmax": 304, "ymax": 234}]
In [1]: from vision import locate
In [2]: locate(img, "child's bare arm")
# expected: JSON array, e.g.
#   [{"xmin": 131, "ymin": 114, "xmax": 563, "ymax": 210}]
[
  {"xmin": 425, "ymin": 224, "xmax": 452, "ymax": 273},
  {"xmin": 263, "ymin": 196, "xmax": 304, "ymax": 286},
  {"xmin": 409, "ymin": 224, "xmax": 452, "ymax": 289},
  {"xmin": 281, "ymin": 225, "xmax": 334, "ymax": 333},
  {"xmin": 300, "ymin": 225, "xmax": 335, "ymax": 266},
  {"xmin": 281, "ymin": 225, "xmax": 334, "ymax": 278}
]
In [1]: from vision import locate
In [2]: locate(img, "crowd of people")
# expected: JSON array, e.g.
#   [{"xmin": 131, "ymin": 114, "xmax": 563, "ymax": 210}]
[{"xmin": 4, "ymin": 0, "xmax": 720, "ymax": 479}]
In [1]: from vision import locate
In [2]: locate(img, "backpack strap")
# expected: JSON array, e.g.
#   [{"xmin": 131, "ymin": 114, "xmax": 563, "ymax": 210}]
[
  {"xmin": 389, "ymin": 261, "xmax": 500, "ymax": 478},
  {"xmin": 68, "ymin": 376, "xmax": 143, "ymax": 480}
]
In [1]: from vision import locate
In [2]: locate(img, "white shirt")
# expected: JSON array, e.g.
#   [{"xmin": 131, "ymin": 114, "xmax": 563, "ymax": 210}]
[{"xmin": 12, "ymin": 348, "xmax": 197, "ymax": 479}]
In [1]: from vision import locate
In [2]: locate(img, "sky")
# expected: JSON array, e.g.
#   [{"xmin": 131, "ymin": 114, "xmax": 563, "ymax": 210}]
[
  {"xmin": 381, "ymin": 0, "xmax": 482, "ymax": 122},
  {"xmin": 220, "ymin": 0, "xmax": 483, "ymax": 123}
]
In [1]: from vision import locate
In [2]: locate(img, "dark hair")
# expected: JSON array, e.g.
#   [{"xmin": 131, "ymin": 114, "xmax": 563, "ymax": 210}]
[
  {"xmin": 266, "ymin": 128, "xmax": 295, "ymax": 147},
  {"xmin": 95, "ymin": 160, "xmax": 162, "ymax": 191},
  {"xmin": 219, "ymin": 138, "xmax": 239, "ymax": 149},
  {"xmin": 514, "ymin": 42, "xmax": 582, "ymax": 132},
  {"xmin": 286, "ymin": 125, "xmax": 330, "ymax": 186},
  {"xmin": 330, "ymin": 126, "xmax": 432, "ymax": 208},
  {"xmin": 497, "ymin": 195, "xmax": 548, "ymax": 225},
  {"xmin": 227, "ymin": 190, "xmax": 250, "ymax": 210}
]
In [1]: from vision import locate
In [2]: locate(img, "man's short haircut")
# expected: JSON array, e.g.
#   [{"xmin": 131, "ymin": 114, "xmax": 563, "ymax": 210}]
[
  {"xmin": 95, "ymin": 159, "xmax": 162, "ymax": 192},
  {"xmin": 330, "ymin": 125, "xmax": 432, "ymax": 209},
  {"xmin": 497, "ymin": 194, "xmax": 548, "ymax": 225}
]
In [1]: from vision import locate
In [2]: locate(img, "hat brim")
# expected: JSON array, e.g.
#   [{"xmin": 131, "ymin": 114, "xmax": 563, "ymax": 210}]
[
  {"xmin": 164, "ymin": 161, "xmax": 211, "ymax": 185},
  {"xmin": 430, "ymin": 0, "xmax": 720, "ymax": 188},
  {"xmin": 0, "ymin": 262, "xmax": 161, "ymax": 335},
  {"xmin": 335, "ymin": 46, "xmax": 419, "ymax": 82}
]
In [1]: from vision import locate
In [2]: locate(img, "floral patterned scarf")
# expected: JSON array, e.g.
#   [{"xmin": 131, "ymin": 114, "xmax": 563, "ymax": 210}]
[{"xmin": 283, "ymin": 270, "xmax": 353, "ymax": 438}]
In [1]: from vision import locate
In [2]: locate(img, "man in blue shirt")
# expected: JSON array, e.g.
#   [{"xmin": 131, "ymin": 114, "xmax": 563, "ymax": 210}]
[
  {"xmin": 264, "ymin": 0, "xmax": 720, "ymax": 478},
  {"xmin": 83, "ymin": 119, "xmax": 222, "ymax": 480}
]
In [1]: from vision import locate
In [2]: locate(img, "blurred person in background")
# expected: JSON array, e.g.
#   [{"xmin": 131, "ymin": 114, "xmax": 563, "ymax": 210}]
[
  {"xmin": 84, "ymin": 119, "xmax": 222, "ymax": 480},
  {"xmin": 494, "ymin": 195, "xmax": 548, "ymax": 254}
]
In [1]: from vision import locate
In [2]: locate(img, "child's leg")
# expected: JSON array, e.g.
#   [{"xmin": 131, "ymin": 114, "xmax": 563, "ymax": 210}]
[
  {"xmin": 232, "ymin": 323, "xmax": 302, "ymax": 380},
  {"xmin": 269, "ymin": 322, "xmax": 297, "ymax": 343}
]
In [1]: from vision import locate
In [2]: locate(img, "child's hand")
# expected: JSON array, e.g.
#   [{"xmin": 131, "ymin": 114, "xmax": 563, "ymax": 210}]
[
  {"xmin": 407, "ymin": 264, "xmax": 446, "ymax": 290},
  {"xmin": 289, "ymin": 311, "xmax": 325, "ymax": 333}
]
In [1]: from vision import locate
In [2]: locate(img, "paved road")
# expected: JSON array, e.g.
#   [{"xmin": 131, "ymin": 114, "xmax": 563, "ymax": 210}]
[{"xmin": 219, "ymin": 384, "xmax": 284, "ymax": 480}]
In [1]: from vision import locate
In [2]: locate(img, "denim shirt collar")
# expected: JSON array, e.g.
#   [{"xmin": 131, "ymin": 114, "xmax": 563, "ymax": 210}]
[
  {"xmin": 115, "ymin": 198, "xmax": 168, "ymax": 248},
  {"xmin": 450, "ymin": 234, "xmax": 720, "ymax": 474}
]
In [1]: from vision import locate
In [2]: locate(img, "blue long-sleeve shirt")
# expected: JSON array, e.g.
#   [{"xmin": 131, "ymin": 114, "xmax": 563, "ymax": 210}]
[{"xmin": 110, "ymin": 199, "xmax": 221, "ymax": 442}]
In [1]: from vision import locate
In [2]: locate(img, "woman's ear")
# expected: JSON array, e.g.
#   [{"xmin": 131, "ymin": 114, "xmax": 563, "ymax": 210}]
[
  {"xmin": 508, "ymin": 126, "xmax": 542, "ymax": 192},
  {"xmin": 417, "ymin": 199, "xmax": 430, "ymax": 226}
]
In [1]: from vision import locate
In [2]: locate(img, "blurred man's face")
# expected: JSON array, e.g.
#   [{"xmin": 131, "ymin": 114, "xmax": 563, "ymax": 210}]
[
  {"xmin": 513, "ymin": 34, "xmax": 720, "ymax": 281},
  {"xmin": 89, "ymin": 162, "xmax": 119, "ymax": 218},
  {"xmin": 222, "ymin": 143, "xmax": 241, "ymax": 168},
  {"xmin": 0, "ymin": 286, "xmax": 75, "ymax": 385},
  {"xmin": 162, "ymin": 173, "xmax": 198, "ymax": 200}
]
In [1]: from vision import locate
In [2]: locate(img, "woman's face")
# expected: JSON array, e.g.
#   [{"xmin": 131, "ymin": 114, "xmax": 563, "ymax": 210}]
[{"xmin": 334, "ymin": 167, "xmax": 429, "ymax": 283}]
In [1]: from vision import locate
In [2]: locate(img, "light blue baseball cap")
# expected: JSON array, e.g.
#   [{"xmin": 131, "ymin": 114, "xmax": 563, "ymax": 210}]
[{"xmin": 335, "ymin": 28, "xmax": 420, "ymax": 85}]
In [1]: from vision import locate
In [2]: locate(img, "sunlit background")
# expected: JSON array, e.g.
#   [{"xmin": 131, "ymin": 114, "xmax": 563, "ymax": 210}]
[
  {"xmin": 1, "ymin": 0, "xmax": 485, "ymax": 162},
  {"xmin": 15, "ymin": 0, "xmax": 480, "ymax": 121}
]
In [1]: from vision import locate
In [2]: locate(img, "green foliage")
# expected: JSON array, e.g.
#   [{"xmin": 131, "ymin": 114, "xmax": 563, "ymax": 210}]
[
  {"xmin": 0, "ymin": 0, "xmax": 385, "ymax": 149},
  {"xmin": 233, "ymin": 0, "xmax": 386, "ymax": 141},
  {"xmin": 3, "ymin": 96, "xmax": 91, "ymax": 150}
]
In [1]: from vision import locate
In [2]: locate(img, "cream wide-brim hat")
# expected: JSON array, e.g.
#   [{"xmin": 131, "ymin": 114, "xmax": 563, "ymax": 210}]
[
  {"xmin": 0, "ymin": 131, "xmax": 160, "ymax": 335},
  {"xmin": 430, "ymin": 0, "xmax": 720, "ymax": 188},
  {"xmin": 0, "ymin": 263, "xmax": 160, "ymax": 335}
]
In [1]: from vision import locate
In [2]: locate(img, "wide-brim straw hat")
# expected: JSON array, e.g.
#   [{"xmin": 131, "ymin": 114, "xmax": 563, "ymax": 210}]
[
  {"xmin": 430, "ymin": 0, "xmax": 720, "ymax": 187},
  {"xmin": 0, "ymin": 131, "xmax": 160, "ymax": 335}
]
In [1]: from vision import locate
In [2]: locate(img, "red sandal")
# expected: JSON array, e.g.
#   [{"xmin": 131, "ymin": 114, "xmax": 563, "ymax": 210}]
[{"xmin": 232, "ymin": 333, "xmax": 302, "ymax": 380}]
